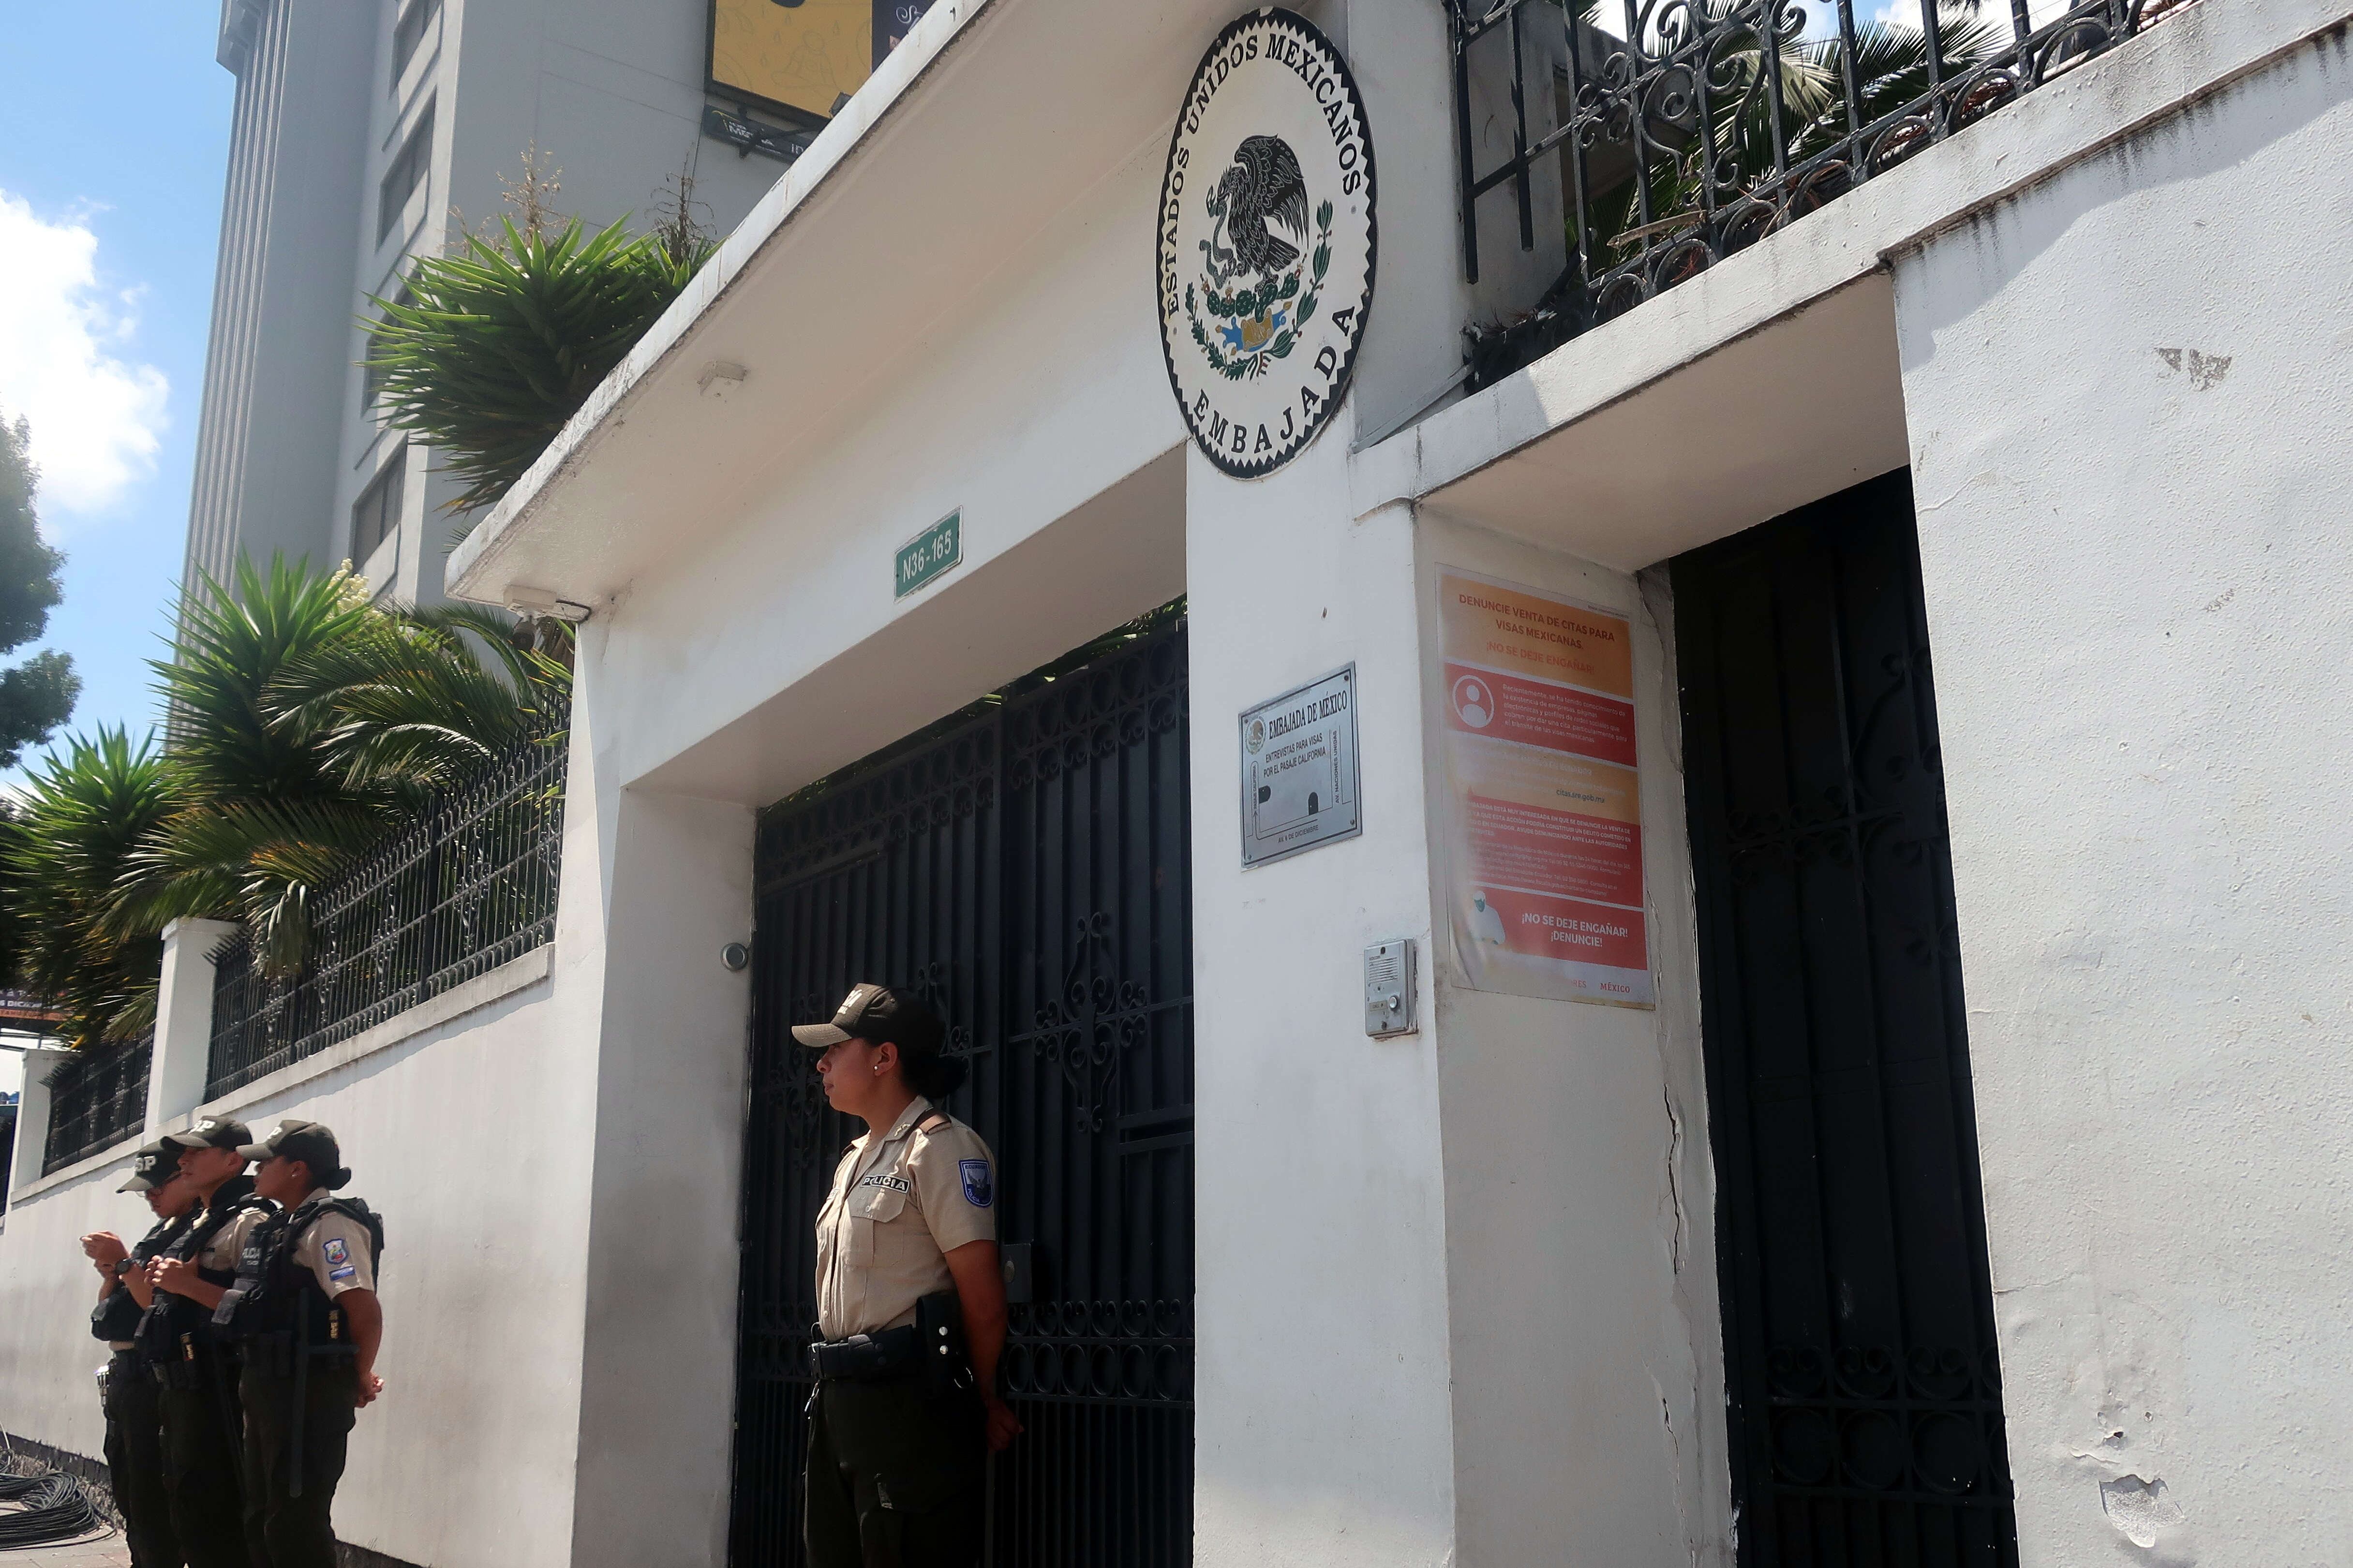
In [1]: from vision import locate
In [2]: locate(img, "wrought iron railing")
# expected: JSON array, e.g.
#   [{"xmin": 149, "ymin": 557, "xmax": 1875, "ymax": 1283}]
[
  {"xmin": 42, "ymin": 1031, "xmax": 153, "ymax": 1175},
  {"xmin": 205, "ymin": 718, "xmax": 569, "ymax": 1099},
  {"xmin": 1450, "ymin": 0, "xmax": 2201, "ymax": 387}
]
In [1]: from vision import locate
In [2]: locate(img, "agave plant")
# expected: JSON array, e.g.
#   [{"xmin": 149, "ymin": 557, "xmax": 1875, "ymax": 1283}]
[
  {"xmin": 5, "ymin": 729, "xmax": 176, "ymax": 1045},
  {"xmin": 102, "ymin": 556, "xmax": 567, "ymax": 976},
  {"xmin": 365, "ymin": 213, "xmax": 714, "ymax": 516}
]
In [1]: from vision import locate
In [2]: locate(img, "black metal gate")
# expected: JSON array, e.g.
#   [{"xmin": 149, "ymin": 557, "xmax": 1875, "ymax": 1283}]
[
  {"xmin": 730, "ymin": 609, "xmax": 1194, "ymax": 1567},
  {"xmin": 1669, "ymin": 473, "xmax": 2018, "ymax": 1567}
]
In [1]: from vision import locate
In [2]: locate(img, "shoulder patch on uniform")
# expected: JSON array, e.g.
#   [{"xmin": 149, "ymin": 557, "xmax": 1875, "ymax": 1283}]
[
  {"xmin": 329, "ymin": 1265, "xmax": 357, "ymax": 1282},
  {"xmin": 323, "ymin": 1237, "xmax": 350, "ymax": 1268},
  {"xmin": 959, "ymin": 1159, "xmax": 993, "ymax": 1208}
]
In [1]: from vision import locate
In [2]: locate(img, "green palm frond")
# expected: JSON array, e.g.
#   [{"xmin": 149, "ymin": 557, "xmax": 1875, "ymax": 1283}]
[
  {"xmin": 365, "ymin": 214, "xmax": 714, "ymax": 517},
  {"xmin": 6, "ymin": 728, "xmax": 175, "ymax": 1045},
  {"xmin": 106, "ymin": 557, "xmax": 568, "ymax": 976},
  {"xmin": 1569, "ymin": 2, "xmax": 1997, "ymax": 264}
]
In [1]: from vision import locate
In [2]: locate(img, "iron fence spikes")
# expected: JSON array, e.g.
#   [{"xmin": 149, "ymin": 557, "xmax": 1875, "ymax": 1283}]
[
  {"xmin": 1450, "ymin": 0, "xmax": 2191, "ymax": 391},
  {"xmin": 204, "ymin": 710, "xmax": 570, "ymax": 1100}
]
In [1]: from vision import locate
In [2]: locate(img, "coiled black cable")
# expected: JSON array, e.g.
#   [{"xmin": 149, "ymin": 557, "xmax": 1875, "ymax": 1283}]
[{"xmin": 0, "ymin": 1444, "xmax": 108, "ymax": 1549}]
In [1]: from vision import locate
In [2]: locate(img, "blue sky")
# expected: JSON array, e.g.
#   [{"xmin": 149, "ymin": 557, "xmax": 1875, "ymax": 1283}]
[{"xmin": 0, "ymin": 4, "xmax": 233, "ymax": 782}]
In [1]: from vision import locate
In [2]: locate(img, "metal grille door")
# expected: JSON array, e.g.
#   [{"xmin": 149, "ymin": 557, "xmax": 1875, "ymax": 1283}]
[
  {"xmin": 730, "ymin": 615, "xmax": 1194, "ymax": 1567},
  {"xmin": 1670, "ymin": 473, "xmax": 2018, "ymax": 1567}
]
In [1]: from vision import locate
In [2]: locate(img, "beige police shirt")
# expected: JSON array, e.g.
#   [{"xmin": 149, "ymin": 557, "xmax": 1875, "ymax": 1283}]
[
  {"xmin": 206, "ymin": 1201, "xmax": 268, "ymax": 1271},
  {"xmin": 216, "ymin": 1192, "xmax": 377, "ymax": 1296},
  {"xmin": 814, "ymin": 1097, "xmax": 996, "ymax": 1341}
]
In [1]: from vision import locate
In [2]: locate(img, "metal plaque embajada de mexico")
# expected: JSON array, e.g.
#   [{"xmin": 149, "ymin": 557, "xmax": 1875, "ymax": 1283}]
[
  {"xmin": 1157, "ymin": 9, "xmax": 1375, "ymax": 478},
  {"xmin": 1240, "ymin": 665, "xmax": 1361, "ymax": 867}
]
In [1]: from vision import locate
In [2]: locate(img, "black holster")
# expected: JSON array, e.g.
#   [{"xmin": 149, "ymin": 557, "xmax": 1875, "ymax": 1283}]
[{"xmin": 914, "ymin": 1289, "xmax": 976, "ymax": 1396}]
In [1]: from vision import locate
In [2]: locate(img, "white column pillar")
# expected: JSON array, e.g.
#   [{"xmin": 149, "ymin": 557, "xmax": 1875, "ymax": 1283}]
[
  {"xmin": 149, "ymin": 918, "xmax": 240, "ymax": 1130},
  {"xmin": 9, "ymin": 1046, "xmax": 68, "ymax": 1203}
]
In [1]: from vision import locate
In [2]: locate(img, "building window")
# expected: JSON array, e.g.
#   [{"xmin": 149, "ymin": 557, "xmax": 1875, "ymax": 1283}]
[
  {"xmin": 352, "ymin": 446, "xmax": 407, "ymax": 565},
  {"xmin": 390, "ymin": 0, "xmax": 441, "ymax": 85},
  {"xmin": 377, "ymin": 105, "xmax": 434, "ymax": 244},
  {"xmin": 361, "ymin": 281, "xmax": 412, "ymax": 410}
]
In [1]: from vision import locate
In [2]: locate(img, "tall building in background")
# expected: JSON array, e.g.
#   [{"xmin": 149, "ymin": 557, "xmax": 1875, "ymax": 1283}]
[{"xmin": 180, "ymin": 0, "xmax": 793, "ymax": 608}]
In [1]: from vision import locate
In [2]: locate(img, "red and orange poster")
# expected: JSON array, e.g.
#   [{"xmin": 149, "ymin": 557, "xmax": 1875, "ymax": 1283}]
[{"xmin": 1438, "ymin": 570, "xmax": 1653, "ymax": 1006}]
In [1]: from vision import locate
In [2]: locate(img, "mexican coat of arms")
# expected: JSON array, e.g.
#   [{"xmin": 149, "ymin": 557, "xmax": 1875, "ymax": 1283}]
[{"xmin": 1156, "ymin": 10, "xmax": 1376, "ymax": 478}]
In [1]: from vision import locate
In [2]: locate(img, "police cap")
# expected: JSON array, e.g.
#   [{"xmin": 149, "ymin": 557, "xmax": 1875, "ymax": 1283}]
[
  {"xmin": 238, "ymin": 1119, "xmax": 348, "ymax": 1187},
  {"xmin": 161, "ymin": 1115, "xmax": 252, "ymax": 1154},
  {"xmin": 118, "ymin": 1139, "xmax": 185, "ymax": 1193},
  {"xmin": 790, "ymin": 983, "xmax": 945, "ymax": 1057}
]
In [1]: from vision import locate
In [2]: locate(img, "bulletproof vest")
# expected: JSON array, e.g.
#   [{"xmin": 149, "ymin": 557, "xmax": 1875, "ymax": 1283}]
[
  {"xmin": 89, "ymin": 1211, "xmax": 194, "ymax": 1343},
  {"xmin": 213, "ymin": 1194, "xmax": 385, "ymax": 1345},
  {"xmin": 134, "ymin": 1176, "xmax": 269, "ymax": 1362}
]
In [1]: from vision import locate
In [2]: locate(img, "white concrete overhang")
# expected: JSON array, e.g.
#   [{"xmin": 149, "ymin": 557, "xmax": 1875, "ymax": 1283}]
[
  {"xmin": 1353, "ymin": 0, "xmax": 2350, "ymax": 573},
  {"xmin": 445, "ymin": 0, "xmax": 1238, "ymax": 613}
]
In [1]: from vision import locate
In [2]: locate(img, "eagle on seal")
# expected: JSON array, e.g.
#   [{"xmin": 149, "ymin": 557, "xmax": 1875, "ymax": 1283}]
[{"xmin": 1200, "ymin": 134, "xmax": 1310, "ymax": 287}]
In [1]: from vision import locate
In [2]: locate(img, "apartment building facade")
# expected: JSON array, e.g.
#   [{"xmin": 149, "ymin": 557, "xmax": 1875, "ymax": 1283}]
[{"xmin": 183, "ymin": 0, "xmax": 789, "ymax": 607}]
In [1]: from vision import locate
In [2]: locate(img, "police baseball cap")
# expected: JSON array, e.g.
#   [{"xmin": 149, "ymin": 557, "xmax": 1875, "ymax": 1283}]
[
  {"xmin": 161, "ymin": 1115, "xmax": 252, "ymax": 1155},
  {"xmin": 791, "ymin": 983, "xmax": 945, "ymax": 1056},
  {"xmin": 118, "ymin": 1139, "xmax": 186, "ymax": 1193},
  {"xmin": 238, "ymin": 1120, "xmax": 346, "ymax": 1184}
]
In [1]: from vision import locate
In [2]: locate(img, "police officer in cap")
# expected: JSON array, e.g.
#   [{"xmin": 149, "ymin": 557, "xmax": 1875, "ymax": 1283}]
[
  {"xmin": 212, "ymin": 1120, "xmax": 384, "ymax": 1568},
  {"xmin": 80, "ymin": 1139, "xmax": 199, "ymax": 1568},
  {"xmin": 796, "ymin": 983, "xmax": 1020, "ymax": 1568},
  {"xmin": 144, "ymin": 1116, "xmax": 273, "ymax": 1568}
]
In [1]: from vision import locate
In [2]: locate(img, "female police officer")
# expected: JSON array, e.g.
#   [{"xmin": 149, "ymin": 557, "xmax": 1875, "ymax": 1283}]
[{"xmin": 794, "ymin": 983, "xmax": 1019, "ymax": 1568}]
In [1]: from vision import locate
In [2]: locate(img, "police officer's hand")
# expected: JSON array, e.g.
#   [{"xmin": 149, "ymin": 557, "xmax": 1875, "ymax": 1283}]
[
  {"xmin": 80, "ymin": 1232, "xmax": 127, "ymax": 1270},
  {"xmin": 151, "ymin": 1256, "xmax": 200, "ymax": 1299},
  {"xmin": 982, "ymin": 1393, "xmax": 1022, "ymax": 1453},
  {"xmin": 355, "ymin": 1371, "xmax": 385, "ymax": 1408}
]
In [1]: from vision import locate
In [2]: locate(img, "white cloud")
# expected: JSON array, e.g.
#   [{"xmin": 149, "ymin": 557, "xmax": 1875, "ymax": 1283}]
[{"xmin": 0, "ymin": 191, "xmax": 170, "ymax": 524}]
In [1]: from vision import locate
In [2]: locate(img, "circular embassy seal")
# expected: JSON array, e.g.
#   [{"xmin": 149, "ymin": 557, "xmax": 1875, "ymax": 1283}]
[{"xmin": 1157, "ymin": 9, "xmax": 1374, "ymax": 478}]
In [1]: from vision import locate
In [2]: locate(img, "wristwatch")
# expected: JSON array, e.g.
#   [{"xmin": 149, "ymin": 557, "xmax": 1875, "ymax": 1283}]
[{"xmin": 112, "ymin": 1257, "xmax": 136, "ymax": 1278}]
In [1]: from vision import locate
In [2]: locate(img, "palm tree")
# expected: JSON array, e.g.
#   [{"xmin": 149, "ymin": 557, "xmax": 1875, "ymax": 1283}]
[
  {"xmin": 1568, "ymin": 1, "xmax": 2004, "ymax": 266},
  {"xmin": 5, "ymin": 729, "xmax": 176, "ymax": 1045},
  {"xmin": 103, "ymin": 555, "xmax": 566, "ymax": 975},
  {"xmin": 366, "ymin": 213, "xmax": 713, "ymax": 517}
]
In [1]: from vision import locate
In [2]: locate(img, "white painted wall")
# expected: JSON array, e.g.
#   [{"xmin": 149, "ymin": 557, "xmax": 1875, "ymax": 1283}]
[
  {"xmin": 0, "ymin": 969, "xmax": 594, "ymax": 1568},
  {"xmin": 565, "ymin": 674, "xmax": 758, "ymax": 1567},
  {"xmin": 1413, "ymin": 517, "xmax": 1731, "ymax": 1568},
  {"xmin": 1186, "ymin": 439, "xmax": 1459, "ymax": 1567},
  {"xmin": 588, "ymin": 132, "xmax": 1187, "ymax": 805},
  {"xmin": 0, "ymin": 1137, "xmax": 136, "ymax": 1462},
  {"xmin": 1894, "ymin": 25, "xmax": 2353, "ymax": 1565}
]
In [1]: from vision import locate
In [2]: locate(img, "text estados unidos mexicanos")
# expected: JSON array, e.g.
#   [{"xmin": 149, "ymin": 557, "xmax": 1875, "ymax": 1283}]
[
  {"xmin": 1454, "ymin": 591, "xmax": 1621, "ymax": 651},
  {"xmin": 1178, "ymin": 24, "xmax": 1368, "ymax": 186},
  {"xmin": 1262, "ymin": 686, "xmax": 1348, "ymax": 743}
]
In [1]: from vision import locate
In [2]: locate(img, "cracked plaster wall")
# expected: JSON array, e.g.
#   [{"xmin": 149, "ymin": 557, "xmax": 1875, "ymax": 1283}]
[
  {"xmin": 1891, "ymin": 25, "xmax": 2353, "ymax": 1565},
  {"xmin": 1416, "ymin": 514, "xmax": 1732, "ymax": 1568}
]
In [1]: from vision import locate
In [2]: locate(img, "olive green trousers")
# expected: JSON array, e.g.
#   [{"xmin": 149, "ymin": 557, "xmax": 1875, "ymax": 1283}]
[{"xmin": 804, "ymin": 1376, "xmax": 984, "ymax": 1568}]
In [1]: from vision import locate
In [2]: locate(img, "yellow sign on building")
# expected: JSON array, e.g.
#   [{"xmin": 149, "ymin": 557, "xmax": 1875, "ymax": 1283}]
[{"xmin": 709, "ymin": 0, "xmax": 874, "ymax": 121}]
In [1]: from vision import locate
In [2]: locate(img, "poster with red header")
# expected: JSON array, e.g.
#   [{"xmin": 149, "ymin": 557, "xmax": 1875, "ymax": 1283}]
[{"xmin": 1438, "ymin": 569, "xmax": 1653, "ymax": 1007}]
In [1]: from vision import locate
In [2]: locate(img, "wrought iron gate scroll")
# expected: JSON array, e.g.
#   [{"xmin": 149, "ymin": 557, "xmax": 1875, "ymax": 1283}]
[
  {"xmin": 730, "ymin": 613, "xmax": 1194, "ymax": 1567},
  {"xmin": 1671, "ymin": 475, "xmax": 2018, "ymax": 1568}
]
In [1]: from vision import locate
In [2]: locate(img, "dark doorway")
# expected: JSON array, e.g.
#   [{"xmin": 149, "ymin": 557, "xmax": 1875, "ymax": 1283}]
[
  {"xmin": 1670, "ymin": 473, "xmax": 2018, "ymax": 1567},
  {"xmin": 729, "ymin": 606, "xmax": 1195, "ymax": 1568}
]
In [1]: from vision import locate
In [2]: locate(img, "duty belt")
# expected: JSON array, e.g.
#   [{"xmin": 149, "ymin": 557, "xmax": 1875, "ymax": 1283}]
[
  {"xmin": 238, "ymin": 1330, "xmax": 359, "ymax": 1378},
  {"xmin": 810, "ymin": 1325, "xmax": 924, "ymax": 1382}
]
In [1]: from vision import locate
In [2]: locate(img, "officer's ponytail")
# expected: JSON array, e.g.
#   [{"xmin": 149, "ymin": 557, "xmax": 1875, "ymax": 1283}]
[
  {"xmin": 902, "ymin": 1050, "xmax": 969, "ymax": 1101},
  {"xmin": 324, "ymin": 1165, "xmax": 352, "ymax": 1190}
]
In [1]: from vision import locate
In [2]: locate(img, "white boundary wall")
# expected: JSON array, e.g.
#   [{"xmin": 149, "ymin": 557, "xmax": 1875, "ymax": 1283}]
[{"xmin": 1896, "ymin": 22, "xmax": 2353, "ymax": 1563}]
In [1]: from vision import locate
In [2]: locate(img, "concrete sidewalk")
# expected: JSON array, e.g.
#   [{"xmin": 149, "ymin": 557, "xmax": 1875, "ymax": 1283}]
[
  {"xmin": 0, "ymin": 1527, "xmax": 129, "ymax": 1567},
  {"xmin": 0, "ymin": 1499, "xmax": 128, "ymax": 1567}
]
